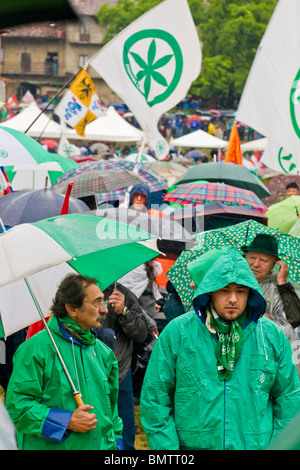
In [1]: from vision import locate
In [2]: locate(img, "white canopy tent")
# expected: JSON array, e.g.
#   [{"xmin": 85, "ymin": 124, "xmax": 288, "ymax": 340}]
[
  {"xmin": 71, "ymin": 106, "xmax": 144, "ymax": 143},
  {"xmin": 1, "ymin": 102, "xmax": 65, "ymax": 139},
  {"xmin": 2, "ymin": 103, "xmax": 144, "ymax": 143},
  {"xmin": 172, "ymin": 129, "xmax": 228, "ymax": 149},
  {"xmin": 240, "ymin": 137, "xmax": 268, "ymax": 152}
]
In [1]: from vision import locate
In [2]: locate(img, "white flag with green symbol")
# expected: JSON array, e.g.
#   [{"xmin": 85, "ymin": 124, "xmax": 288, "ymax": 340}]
[
  {"xmin": 236, "ymin": 0, "xmax": 300, "ymax": 175},
  {"xmin": 89, "ymin": 0, "xmax": 201, "ymax": 160}
]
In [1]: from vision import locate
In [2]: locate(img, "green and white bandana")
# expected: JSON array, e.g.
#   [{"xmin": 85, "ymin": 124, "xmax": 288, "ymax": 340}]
[{"xmin": 206, "ymin": 305, "xmax": 250, "ymax": 381}]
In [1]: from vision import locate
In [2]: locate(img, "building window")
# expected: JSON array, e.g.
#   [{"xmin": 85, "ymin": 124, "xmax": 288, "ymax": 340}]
[
  {"xmin": 79, "ymin": 55, "xmax": 88, "ymax": 68},
  {"xmin": 21, "ymin": 52, "xmax": 31, "ymax": 73},
  {"xmin": 45, "ymin": 52, "xmax": 58, "ymax": 75},
  {"xmin": 79, "ymin": 22, "xmax": 89, "ymax": 42}
]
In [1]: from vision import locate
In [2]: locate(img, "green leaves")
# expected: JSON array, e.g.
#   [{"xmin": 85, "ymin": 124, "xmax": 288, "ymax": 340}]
[{"xmin": 130, "ymin": 39, "xmax": 173, "ymax": 100}]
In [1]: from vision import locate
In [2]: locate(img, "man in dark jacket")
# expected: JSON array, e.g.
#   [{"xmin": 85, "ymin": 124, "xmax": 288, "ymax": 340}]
[{"xmin": 95, "ymin": 281, "xmax": 148, "ymax": 450}]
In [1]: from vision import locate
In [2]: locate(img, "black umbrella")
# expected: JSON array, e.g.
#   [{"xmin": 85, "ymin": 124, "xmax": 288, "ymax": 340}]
[
  {"xmin": 0, "ymin": 188, "xmax": 89, "ymax": 226},
  {"xmin": 184, "ymin": 150, "xmax": 207, "ymax": 159},
  {"xmin": 170, "ymin": 202, "xmax": 267, "ymax": 233}
]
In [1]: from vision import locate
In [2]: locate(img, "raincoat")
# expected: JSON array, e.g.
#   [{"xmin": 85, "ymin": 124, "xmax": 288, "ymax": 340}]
[
  {"xmin": 140, "ymin": 248, "xmax": 300, "ymax": 450},
  {"xmin": 128, "ymin": 183, "xmax": 151, "ymax": 210},
  {"xmin": 5, "ymin": 317, "xmax": 123, "ymax": 450}
]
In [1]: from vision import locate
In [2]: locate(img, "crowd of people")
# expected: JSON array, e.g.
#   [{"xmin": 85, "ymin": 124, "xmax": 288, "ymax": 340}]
[{"xmin": 1, "ymin": 176, "xmax": 300, "ymax": 451}]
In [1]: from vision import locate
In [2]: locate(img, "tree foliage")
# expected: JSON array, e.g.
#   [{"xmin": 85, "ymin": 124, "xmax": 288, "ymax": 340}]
[{"xmin": 96, "ymin": 0, "xmax": 277, "ymax": 105}]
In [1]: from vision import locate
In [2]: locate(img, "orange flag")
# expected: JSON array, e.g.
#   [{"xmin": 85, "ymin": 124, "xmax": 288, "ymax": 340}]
[{"xmin": 225, "ymin": 123, "xmax": 243, "ymax": 165}]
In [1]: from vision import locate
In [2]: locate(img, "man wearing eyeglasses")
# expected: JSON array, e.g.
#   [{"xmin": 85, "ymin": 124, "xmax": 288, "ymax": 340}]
[{"xmin": 5, "ymin": 274, "xmax": 123, "ymax": 451}]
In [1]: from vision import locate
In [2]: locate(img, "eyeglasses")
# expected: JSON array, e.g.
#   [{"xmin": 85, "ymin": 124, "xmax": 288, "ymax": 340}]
[{"xmin": 84, "ymin": 299, "xmax": 108, "ymax": 308}]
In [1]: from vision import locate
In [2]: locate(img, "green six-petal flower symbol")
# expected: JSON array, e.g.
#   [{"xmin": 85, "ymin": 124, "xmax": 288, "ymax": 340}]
[
  {"xmin": 123, "ymin": 29, "xmax": 183, "ymax": 107},
  {"xmin": 130, "ymin": 39, "xmax": 173, "ymax": 101}
]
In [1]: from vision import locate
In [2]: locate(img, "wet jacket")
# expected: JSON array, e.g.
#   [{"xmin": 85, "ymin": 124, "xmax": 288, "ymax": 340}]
[
  {"xmin": 5, "ymin": 317, "xmax": 123, "ymax": 450},
  {"xmin": 260, "ymin": 273, "xmax": 300, "ymax": 334},
  {"xmin": 140, "ymin": 248, "xmax": 300, "ymax": 450},
  {"xmin": 98, "ymin": 282, "xmax": 148, "ymax": 383}
]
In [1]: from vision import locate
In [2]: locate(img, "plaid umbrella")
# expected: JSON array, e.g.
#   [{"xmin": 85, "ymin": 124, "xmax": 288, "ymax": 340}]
[
  {"xmin": 51, "ymin": 169, "xmax": 145, "ymax": 199},
  {"xmin": 53, "ymin": 159, "xmax": 169, "ymax": 203},
  {"xmin": 167, "ymin": 220, "xmax": 300, "ymax": 311},
  {"xmin": 174, "ymin": 161, "xmax": 270, "ymax": 199},
  {"xmin": 164, "ymin": 182, "xmax": 267, "ymax": 214}
]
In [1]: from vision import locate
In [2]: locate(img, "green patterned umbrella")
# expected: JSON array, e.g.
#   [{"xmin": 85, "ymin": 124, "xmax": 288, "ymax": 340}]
[{"xmin": 167, "ymin": 220, "xmax": 300, "ymax": 311}]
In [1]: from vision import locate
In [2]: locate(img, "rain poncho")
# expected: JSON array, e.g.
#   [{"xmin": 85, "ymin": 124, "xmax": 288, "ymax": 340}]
[
  {"xmin": 140, "ymin": 247, "xmax": 300, "ymax": 450},
  {"xmin": 5, "ymin": 317, "xmax": 123, "ymax": 450}
]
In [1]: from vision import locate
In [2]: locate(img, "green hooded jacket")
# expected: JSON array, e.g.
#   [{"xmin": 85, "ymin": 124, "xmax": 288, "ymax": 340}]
[
  {"xmin": 140, "ymin": 247, "xmax": 300, "ymax": 450},
  {"xmin": 5, "ymin": 317, "xmax": 123, "ymax": 450}
]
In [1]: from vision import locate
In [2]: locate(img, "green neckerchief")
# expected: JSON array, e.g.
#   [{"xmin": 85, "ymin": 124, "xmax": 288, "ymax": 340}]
[
  {"xmin": 60, "ymin": 316, "xmax": 96, "ymax": 346},
  {"xmin": 207, "ymin": 304, "xmax": 250, "ymax": 381}
]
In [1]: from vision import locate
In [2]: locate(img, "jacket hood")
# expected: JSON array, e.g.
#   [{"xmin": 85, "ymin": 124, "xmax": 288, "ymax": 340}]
[
  {"xmin": 191, "ymin": 246, "xmax": 266, "ymax": 325},
  {"xmin": 129, "ymin": 183, "xmax": 151, "ymax": 209}
]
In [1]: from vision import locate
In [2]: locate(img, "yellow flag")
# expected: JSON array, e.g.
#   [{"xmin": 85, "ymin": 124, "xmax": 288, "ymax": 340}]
[{"xmin": 54, "ymin": 69, "xmax": 106, "ymax": 137}]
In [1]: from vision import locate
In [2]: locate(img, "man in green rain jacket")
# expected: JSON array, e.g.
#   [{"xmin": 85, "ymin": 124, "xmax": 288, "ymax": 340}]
[
  {"xmin": 140, "ymin": 247, "xmax": 300, "ymax": 450},
  {"xmin": 5, "ymin": 274, "xmax": 123, "ymax": 450}
]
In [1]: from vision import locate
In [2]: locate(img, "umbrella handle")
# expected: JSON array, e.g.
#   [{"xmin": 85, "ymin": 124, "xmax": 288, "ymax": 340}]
[{"xmin": 74, "ymin": 392, "xmax": 85, "ymax": 407}]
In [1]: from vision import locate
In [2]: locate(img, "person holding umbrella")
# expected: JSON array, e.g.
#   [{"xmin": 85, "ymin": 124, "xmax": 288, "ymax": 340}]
[
  {"xmin": 5, "ymin": 274, "xmax": 123, "ymax": 450},
  {"xmin": 140, "ymin": 247, "xmax": 300, "ymax": 450},
  {"xmin": 243, "ymin": 234, "xmax": 300, "ymax": 341}
]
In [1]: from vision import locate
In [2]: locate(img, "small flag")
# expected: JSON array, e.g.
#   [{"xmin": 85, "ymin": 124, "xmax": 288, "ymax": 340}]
[
  {"xmin": 6, "ymin": 94, "xmax": 18, "ymax": 109},
  {"xmin": 225, "ymin": 123, "xmax": 243, "ymax": 165},
  {"xmin": 0, "ymin": 167, "xmax": 13, "ymax": 194},
  {"xmin": 89, "ymin": 0, "xmax": 201, "ymax": 160},
  {"xmin": 21, "ymin": 90, "xmax": 35, "ymax": 104},
  {"xmin": 54, "ymin": 69, "xmax": 106, "ymax": 137},
  {"xmin": 58, "ymin": 135, "xmax": 81, "ymax": 157}
]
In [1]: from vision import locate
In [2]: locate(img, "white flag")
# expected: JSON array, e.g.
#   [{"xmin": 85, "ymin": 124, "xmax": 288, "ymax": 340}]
[
  {"xmin": 236, "ymin": 0, "xmax": 300, "ymax": 175},
  {"xmin": 58, "ymin": 136, "xmax": 81, "ymax": 158},
  {"xmin": 89, "ymin": 0, "xmax": 201, "ymax": 159}
]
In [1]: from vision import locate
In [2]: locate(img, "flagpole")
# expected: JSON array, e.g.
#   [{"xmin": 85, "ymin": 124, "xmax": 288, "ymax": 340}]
[
  {"xmin": 119, "ymin": 131, "xmax": 148, "ymax": 209},
  {"xmin": 134, "ymin": 130, "xmax": 148, "ymax": 173},
  {"xmin": 24, "ymin": 67, "xmax": 83, "ymax": 136}
]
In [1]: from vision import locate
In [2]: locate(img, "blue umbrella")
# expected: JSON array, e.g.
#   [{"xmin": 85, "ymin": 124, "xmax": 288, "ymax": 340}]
[{"xmin": 0, "ymin": 188, "xmax": 89, "ymax": 226}]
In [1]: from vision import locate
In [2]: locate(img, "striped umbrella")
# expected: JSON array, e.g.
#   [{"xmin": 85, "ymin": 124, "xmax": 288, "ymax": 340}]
[
  {"xmin": 53, "ymin": 159, "xmax": 169, "ymax": 203},
  {"xmin": 164, "ymin": 182, "xmax": 267, "ymax": 214}
]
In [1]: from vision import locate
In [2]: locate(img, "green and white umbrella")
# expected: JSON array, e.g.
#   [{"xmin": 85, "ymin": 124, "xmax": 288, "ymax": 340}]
[
  {"xmin": 0, "ymin": 127, "xmax": 77, "ymax": 189},
  {"xmin": 0, "ymin": 213, "xmax": 159, "ymax": 338},
  {"xmin": 4, "ymin": 152, "xmax": 79, "ymax": 190},
  {"xmin": 0, "ymin": 126, "xmax": 64, "ymax": 166},
  {"xmin": 0, "ymin": 212, "xmax": 159, "ymax": 406}
]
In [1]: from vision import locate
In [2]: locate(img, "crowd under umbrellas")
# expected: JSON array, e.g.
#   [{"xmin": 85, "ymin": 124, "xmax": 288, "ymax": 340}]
[{"xmin": 1, "ymin": 113, "xmax": 300, "ymax": 451}]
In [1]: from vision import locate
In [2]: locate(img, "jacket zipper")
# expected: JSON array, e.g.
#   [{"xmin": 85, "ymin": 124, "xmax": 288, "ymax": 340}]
[{"xmin": 223, "ymin": 381, "xmax": 226, "ymax": 450}]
